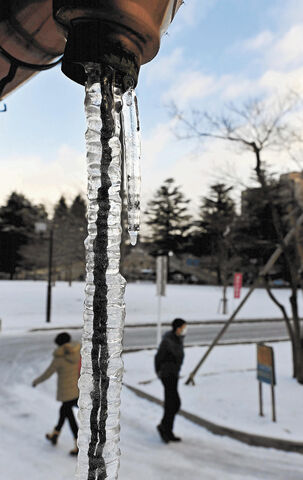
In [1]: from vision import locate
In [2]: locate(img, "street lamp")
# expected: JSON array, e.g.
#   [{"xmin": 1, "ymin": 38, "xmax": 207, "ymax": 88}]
[{"xmin": 35, "ymin": 222, "xmax": 53, "ymax": 323}]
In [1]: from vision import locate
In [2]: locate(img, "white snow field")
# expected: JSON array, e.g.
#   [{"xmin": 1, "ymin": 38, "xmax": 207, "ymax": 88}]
[
  {"xmin": 123, "ymin": 341, "xmax": 303, "ymax": 442},
  {"xmin": 0, "ymin": 280, "xmax": 302, "ymax": 333},
  {"xmin": 1, "ymin": 333, "xmax": 303, "ymax": 480},
  {"xmin": 1, "ymin": 281, "xmax": 303, "ymax": 479}
]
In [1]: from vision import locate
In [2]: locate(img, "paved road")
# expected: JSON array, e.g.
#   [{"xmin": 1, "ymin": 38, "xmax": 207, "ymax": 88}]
[
  {"xmin": 0, "ymin": 320, "xmax": 293, "ymax": 356},
  {"xmin": 123, "ymin": 321, "xmax": 292, "ymax": 349}
]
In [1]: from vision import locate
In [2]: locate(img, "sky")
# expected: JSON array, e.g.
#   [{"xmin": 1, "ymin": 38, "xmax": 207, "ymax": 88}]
[{"xmin": 1, "ymin": 0, "xmax": 303, "ymax": 214}]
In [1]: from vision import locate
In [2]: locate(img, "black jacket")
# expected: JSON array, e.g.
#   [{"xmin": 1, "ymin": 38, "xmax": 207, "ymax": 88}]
[{"xmin": 155, "ymin": 330, "xmax": 184, "ymax": 378}]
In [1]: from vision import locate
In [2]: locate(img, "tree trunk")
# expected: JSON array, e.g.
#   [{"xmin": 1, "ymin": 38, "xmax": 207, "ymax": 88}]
[
  {"xmin": 289, "ymin": 288, "xmax": 303, "ymax": 381},
  {"xmin": 254, "ymin": 145, "xmax": 302, "ymax": 381},
  {"xmin": 68, "ymin": 263, "xmax": 73, "ymax": 286},
  {"xmin": 216, "ymin": 265, "xmax": 222, "ymax": 285},
  {"xmin": 264, "ymin": 279, "xmax": 297, "ymax": 377}
]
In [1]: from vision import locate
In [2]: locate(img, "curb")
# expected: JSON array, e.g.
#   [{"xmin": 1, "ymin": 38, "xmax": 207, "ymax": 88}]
[
  {"xmin": 124, "ymin": 383, "xmax": 303, "ymax": 454},
  {"xmin": 28, "ymin": 317, "xmax": 303, "ymax": 333},
  {"xmin": 122, "ymin": 338, "xmax": 289, "ymax": 353},
  {"xmin": 125, "ymin": 318, "xmax": 303, "ymax": 327}
]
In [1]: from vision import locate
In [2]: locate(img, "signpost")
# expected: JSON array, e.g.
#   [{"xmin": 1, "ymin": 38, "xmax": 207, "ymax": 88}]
[
  {"xmin": 218, "ymin": 284, "xmax": 228, "ymax": 314},
  {"xmin": 156, "ymin": 256, "xmax": 167, "ymax": 345},
  {"xmin": 233, "ymin": 272, "xmax": 243, "ymax": 299},
  {"xmin": 257, "ymin": 343, "xmax": 276, "ymax": 422}
]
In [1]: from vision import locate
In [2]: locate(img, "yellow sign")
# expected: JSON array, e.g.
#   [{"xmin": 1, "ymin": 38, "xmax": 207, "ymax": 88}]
[{"xmin": 257, "ymin": 344, "xmax": 276, "ymax": 386}]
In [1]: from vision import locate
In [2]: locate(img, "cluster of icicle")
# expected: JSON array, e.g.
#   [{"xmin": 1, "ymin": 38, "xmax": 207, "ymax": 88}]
[{"xmin": 77, "ymin": 63, "xmax": 141, "ymax": 480}]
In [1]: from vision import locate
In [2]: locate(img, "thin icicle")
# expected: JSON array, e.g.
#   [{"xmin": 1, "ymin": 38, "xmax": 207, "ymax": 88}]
[{"xmin": 122, "ymin": 87, "xmax": 141, "ymax": 246}]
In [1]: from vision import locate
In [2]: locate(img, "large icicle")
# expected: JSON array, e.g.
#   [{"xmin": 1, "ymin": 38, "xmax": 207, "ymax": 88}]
[
  {"xmin": 77, "ymin": 64, "xmax": 101, "ymax": 480},
  {"xmin": 122, "ymin": 87, "xmax": 141, "ymax": 246},
  {"xmin": 77, "ymin": 63, "xmax": 125, "ymax": 480}
]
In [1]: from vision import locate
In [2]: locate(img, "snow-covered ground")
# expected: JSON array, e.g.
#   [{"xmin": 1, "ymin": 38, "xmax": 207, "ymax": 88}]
[
  {"xmin": 2, "ymin": 281, "xmax": 303, "ymax": 479},
  {"xmin": 124, "ymin": 341, "xmax": 303, "ymax": 442},
  {"xmin": 1, "ymin": 280, "xmax": 302, "ymax": 333},
  {"xmin": 1, "ymin": 333, "xmax": 303, "ymax": 479}
]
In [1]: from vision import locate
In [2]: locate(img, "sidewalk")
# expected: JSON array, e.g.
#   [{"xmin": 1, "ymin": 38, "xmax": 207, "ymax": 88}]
[{"xmin": 123, "ymin": 342, "xmax": 303, "ymax": 453}]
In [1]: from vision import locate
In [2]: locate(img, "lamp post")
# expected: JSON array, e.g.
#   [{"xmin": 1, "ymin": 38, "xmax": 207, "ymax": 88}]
[
  {"xmin": 35, "ymin": 222, "xmax": 53, "ymax": 323},
  {"xmin": 46, "ymin": 226, "xmax": 54, "ymax": 323}
]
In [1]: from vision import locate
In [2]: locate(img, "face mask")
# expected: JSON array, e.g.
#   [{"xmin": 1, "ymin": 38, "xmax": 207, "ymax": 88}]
[{"xmin": 179, "ymin": 325, "xmax": 187, "ymax": 337}]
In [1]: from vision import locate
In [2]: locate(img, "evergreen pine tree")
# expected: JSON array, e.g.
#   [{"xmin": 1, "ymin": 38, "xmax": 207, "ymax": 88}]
[
  {"xmin": 69, "ymin": 194, "xmax": 87, "ymax": 269},
  {"xmin": 18, "ymin": 194, "xmax": 87, "ymax": 281},
  {"xmin": 197, "ymin": 183, "xmax": 236, "ymax": 285},
  {"xmin": 235, "ymin": 180, "xmax": 293, "ymax": 284},
  {"xmin": 52, "ymin": 195, "xmax": 86, "ymax": 283},
  {"xmin": 70, "ymin": 194, "xmax": 86, "ymax": 219},
  {"xmin": 54, "ymin": 196, "xmax": 69, "ymax": 221},
  {"xmin": 144, "ymin": 178, "xmax": 191, "ymax": 257},
  {"xmin": 0, "ymin": 192, "xmax": 47, "ymax": 278}
]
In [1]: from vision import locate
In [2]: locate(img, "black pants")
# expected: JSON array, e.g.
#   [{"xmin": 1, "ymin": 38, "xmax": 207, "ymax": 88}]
[
  {"xmin": 160, "ymin": 376, "xmax": 181, "ymax": 433},
  {"xmin": 55, "ymin": 399, "xmax": 78, "ymax": 438}
]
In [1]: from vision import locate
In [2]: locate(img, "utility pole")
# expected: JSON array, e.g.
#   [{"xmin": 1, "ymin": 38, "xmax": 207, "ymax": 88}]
[
  {"xmin": 46, "ymin": 226, "xmax": 53, "ymax": 323},
  {"xmin": 35, "ymin": 221, "xmax": 54, "ymax": 323}
]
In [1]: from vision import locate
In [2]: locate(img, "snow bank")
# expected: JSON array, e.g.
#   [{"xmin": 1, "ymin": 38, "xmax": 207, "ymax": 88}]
[{"xmin": 0, "ymin": 280, "xmax": 302, "ymax": 334}]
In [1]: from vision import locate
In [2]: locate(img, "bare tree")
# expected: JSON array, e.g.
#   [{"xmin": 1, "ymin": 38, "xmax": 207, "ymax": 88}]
[{"xmin": 173, "ymin": 93, "xmax": 303, "ymax": 381}]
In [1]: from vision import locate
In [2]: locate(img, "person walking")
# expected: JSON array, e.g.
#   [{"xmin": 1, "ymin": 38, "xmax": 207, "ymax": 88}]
[
  {"xmin": 32, "ymin": 332, "xmax": 81, "ymax": 456},
  {"xmin": 155, "ymin": 318, "xmax": 187, "ymax": 443}
]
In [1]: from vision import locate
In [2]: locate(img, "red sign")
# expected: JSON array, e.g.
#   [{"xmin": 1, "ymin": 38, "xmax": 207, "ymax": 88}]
[{"xmin": 234, "ymin": 273, "xmax": 243, "ymax": 298}]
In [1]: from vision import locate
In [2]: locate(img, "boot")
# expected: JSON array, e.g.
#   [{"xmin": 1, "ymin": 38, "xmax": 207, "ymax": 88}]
[
  {"xmin": 157, "ymin": 424, "xmax": 170, "ymax": 444},
  {"xmin": 69, "ymin": 439, "xmax": 79, "ymax": 456},
  {"xmin": 167, "ymin": 431, "xmax": 182, "ymax": 442},
  {"xmin": 46, "ymin": 429, "xmax": 60, "ymax": 445}
]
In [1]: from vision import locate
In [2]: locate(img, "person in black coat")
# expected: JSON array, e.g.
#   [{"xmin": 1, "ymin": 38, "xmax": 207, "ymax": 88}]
[{"xmin": 155, "ymin": 318, "xmax": 187, "ymax": 443}]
